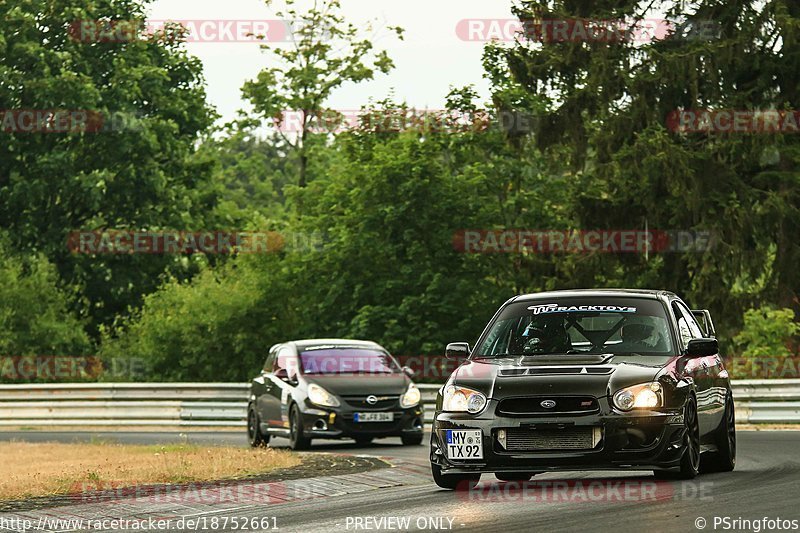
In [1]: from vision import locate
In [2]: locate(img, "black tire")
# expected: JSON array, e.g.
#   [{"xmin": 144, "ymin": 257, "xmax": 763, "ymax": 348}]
[
  {"xmin": 355, "ymin": 436, "xmax": 374, "ymax": 446},
  {"xmin": 655, "ymin": 396, "xmax": 700, "ymax": 480},
  {"xmin": 289, "ymin": 404, "xmax": 311, "ymax": 451},
  {"xmin": 247, "ymin": 405, "xmax": 269, "ymax": 447},
  {"xmin": 701, "ymin": 392, "xmax": 736, "ymax": 473},
  {"xmin": 431, "ymin": 462, "xmax": 480, "ymax": 490},
  {"xmin": 495, "ymin": 473, "xmax": 533, "ymax": 482},
  {"xmin": 402, "ymin": 434, "xmax": 424, "ymax": 446}
]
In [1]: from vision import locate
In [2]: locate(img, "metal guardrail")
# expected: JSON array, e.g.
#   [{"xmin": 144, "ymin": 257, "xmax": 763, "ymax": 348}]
[
  {"xmin": 730, "ymin": 379, "xmax": 800, "ymax": 423},
  {"xmin": 0, "ymin": 383, "xmax": 248, "ymax": 427},
  {"xmin": 0, "ymin": 380, "xmax": 797, "ymax": 427}
]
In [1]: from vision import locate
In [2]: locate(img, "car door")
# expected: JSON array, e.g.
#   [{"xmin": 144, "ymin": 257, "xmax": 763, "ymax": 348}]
[
  {"xmin": 263, "ymin": 346, "xmax": 296, "ymax": 430},
  {"xmin": 673, "ymin": 300, "xmax": 722, "ymax": 434},
  {"xmin": 253, "ymin": 348, "xmax": 277, "ymax": 425}
]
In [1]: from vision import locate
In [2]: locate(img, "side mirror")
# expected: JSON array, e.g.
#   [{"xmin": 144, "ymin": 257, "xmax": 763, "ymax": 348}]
[
  {"xmin": 445, "ymin": 342, "xmax": 471, "ymax": 361},
  {"xmin": 686, "ymin": 338, "xmax": 718, "ymax": 357},
  {"xmin": 275, "ymin": 368, "xmax": 298, "ymax": 384},
  {"xmin": 401, "ymin": 366, "xmax": 415, "ymax": 378}
]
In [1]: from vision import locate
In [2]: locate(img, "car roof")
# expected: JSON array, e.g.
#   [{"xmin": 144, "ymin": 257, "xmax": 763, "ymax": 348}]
[{"xmin": 511, "ymin": 288, "xmax": 676, "ymax": 302}]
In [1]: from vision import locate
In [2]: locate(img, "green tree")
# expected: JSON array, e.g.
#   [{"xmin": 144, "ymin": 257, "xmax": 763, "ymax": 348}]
[
  {"xmin": 490, "ymin": 0, "xmax": 800, "ymax": 338},
  {"xmin": 0, "ymin": 0, "xmax": 216, "ymax": 334},
  {"xmin": 242, "ymin": 0, "xmax": 403, "ymax": 187},
  {"xmin": 100, "ymin": 256, "xmax": 277, "ymax": 381},
  {"xmin": 733, "ymin": 307, "xmax": 799, "ymax": 358},
  {"xmin": 0, "ymin": 236, "xmax": 91, "ymax": 358},
  {"xmin": 194, "ymin": 125, "xmax": 293, "ymax": 227},
  {"xmin": 101, "ymin": 94, "xmax": 575, "ymax": 379},
  {"xmin": 285, "ymin": 94, "xmax": 571, "ymax": 355}
]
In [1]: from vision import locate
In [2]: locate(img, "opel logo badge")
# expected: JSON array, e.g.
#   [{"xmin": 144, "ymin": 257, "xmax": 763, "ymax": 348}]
[
  {"xmin": 540, "ymin": 399, "xmax": 556, "ymax": 409},
  {"xmin": 366, "ymin": 395, "xmax": 378, "ymax": 405}
]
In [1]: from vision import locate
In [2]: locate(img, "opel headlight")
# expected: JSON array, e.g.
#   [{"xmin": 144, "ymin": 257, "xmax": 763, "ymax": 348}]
[
  {"xmin": 613, "ymin": 382, "xmax": 663, "ymax": 411},
  {"xmin": 400, "ymin": 383, "xmax": 421, "ymax": 408},
  {"xmin": 442, "ymin": 385, "xmax": 487, "ymax": 414},
  {"xmin": 308, "ymin": 383, "xmax": 340, "ymax": 407}
]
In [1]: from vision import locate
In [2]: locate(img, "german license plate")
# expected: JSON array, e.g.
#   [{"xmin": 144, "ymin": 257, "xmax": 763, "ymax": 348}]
[
  {"xmin": 354, "ymin": 412, "xmax": 393, "ymax": 422},
  {"xmin": 445, "ymin": 429, "xmax": 483, "ymax": 459}
]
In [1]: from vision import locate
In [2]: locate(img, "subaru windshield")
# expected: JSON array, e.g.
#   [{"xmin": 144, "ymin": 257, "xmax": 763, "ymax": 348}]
[{"xmin": 475, "ymin": 297, "xmax": 675, "ymax": 357}]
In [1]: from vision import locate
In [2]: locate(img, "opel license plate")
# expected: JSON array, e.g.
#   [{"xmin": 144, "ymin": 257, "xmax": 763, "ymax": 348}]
[{"xmin": 354, "ymin": 412, "xmax": 393, "ymax": 422}]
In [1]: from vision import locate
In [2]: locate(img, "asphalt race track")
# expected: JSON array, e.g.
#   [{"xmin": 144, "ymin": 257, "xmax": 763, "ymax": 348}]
[{"xmin": 1, "ymin": 430, "xmax": 799, "ymax": 532}]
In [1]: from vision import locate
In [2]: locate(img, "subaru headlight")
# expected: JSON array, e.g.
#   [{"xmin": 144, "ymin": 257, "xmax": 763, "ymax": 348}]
[
  {"xmin": 400, "ymin": 383, "xmax": 421, "ymax": 408},
  {"xmin": 613, "ymin": 382, "xmax": 663, "ymax": 411},
  {"xmin": 442, "ymin": 385, "xmax": 487, "ymax": 414},
  {"xmin": 307, "ymin": 383, "xmax": 340, "ymax": 407}
]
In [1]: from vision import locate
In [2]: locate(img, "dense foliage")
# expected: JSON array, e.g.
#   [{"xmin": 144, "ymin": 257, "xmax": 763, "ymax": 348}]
[
  {"xmin": 734, "ymin": 307, "xmax": 800, "ymax": 358},
  {"xmin": 2, "ymin": 0, "xmax": 798, "ymax": 381},
  {"xmin": 0, "ymin": 0, "xmax": 216, "ymax": 335},
  {"xmin": 0, "ymin": 234, "xmax": 91, "ymax": 356}
]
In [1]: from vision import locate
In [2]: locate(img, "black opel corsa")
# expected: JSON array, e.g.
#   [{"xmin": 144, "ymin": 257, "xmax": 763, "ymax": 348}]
[
  {"xmin": 430, "ymin": 289, "xmax": 736, "ymax": 489},
  {"xmin": 248, "ymin": 339, "xmax": 424, "ymax": 450}
]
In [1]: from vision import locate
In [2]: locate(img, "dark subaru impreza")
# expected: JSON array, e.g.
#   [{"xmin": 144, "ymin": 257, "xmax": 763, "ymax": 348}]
[{"xmin": 430, "ymin": 289, "xmax": 735, "ymax": 489}]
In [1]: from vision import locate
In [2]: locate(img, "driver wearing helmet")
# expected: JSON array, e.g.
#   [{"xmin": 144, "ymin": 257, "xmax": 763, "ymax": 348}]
[{"xmin": 520, "ymin": 315, "xmax": 572, "ymax": 355}]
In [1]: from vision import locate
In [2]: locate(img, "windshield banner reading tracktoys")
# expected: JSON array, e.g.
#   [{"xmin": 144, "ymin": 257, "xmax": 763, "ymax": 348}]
[{"xmin": 527, "ymin": 303, "xmax": 638, "ymax": 315}]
